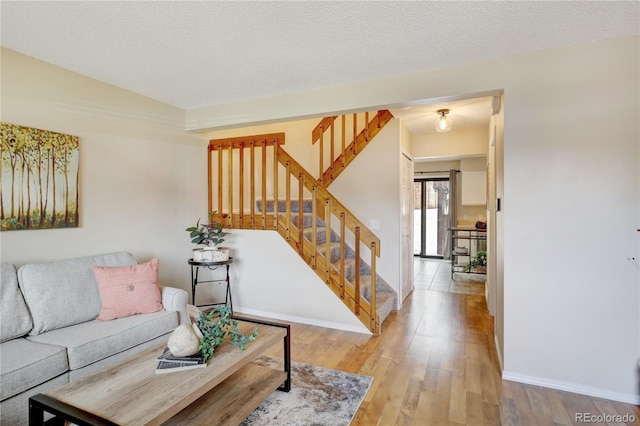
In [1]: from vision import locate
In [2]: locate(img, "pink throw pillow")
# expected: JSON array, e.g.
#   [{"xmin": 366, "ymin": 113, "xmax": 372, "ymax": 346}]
[{"xmin": 94, "ymin": 258, "xmax": 164, "ymax": 321}]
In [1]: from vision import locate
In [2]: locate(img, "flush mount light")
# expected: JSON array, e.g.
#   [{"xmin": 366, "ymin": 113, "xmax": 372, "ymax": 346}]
[{"xmin": 435, "ymin": 109, "xmax": 453, "ymax": 132}]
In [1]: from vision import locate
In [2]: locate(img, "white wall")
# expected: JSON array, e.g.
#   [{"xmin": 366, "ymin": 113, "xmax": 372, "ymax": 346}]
[{"xmin": 185, "ymin": 36, "xmax": 640, "ymax": 403}]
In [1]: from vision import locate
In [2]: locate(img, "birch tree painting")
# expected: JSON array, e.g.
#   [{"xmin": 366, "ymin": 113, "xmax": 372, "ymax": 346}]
[{"xmin": 0, "ymin": 123, "xmax": 79, "ymax": 231}]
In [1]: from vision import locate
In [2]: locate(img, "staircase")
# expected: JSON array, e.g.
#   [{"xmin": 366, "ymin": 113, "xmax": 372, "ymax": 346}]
[
  {"xmin": 208, "ymin": 113, "xmax": 397, "ymax": 334},
  {"xmin": 257, "ymin": 199, "xmax": 397, "ymax": 331}
]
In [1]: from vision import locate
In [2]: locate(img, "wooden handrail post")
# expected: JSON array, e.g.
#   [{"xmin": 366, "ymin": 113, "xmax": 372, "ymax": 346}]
[
  {"xmin": 311, "ymin": 186, "xmax": 317, "ymax": 269},
  {"xmin": 354, "ymin": 226, "xmax": 361, "ymax": 314},
  {"xmin": 250, "ymin": 141, "xmax": 256, "ymax": 229},
  {"xmin": 329, "ymin": 122, "xmax": 335, "ymax": 179},
  {"xmin": 227, "ymin": 144, "xmax": 233, "ymax": 228},
  {"xmin": 239, "ymin": 142, "xmax": 244, "ymax": 228},
  {"xmin": 261, "ymin": 141, "xmax": 267, "ymax": 229},
  {"xmin": 341, "ymin": 115, "xmax": 346, "ymax": 167},
  {"xmin": 285, "ymin": 161, "xmax": 291, "ymax": 241},
  {"xmin": 370, "ymin": 242, "xmax": 377, "ymax": 331},
  {"xmin": 324, "ymin": 199, "xmax": 332, "ymax": 283},
  {"xmin": 298, "ymin": 173, "xmax": 304, "ymax": 255},
  {"xmin": 352, "ymin": 113, "xmax": 357, "ymax": 155},
  {"xmin": 217, "ymin": 144, "xmax": 223, "ymax": 224},
  {"xmin": 364, "ymin": 112, "xmax": 369, "ymax": 141},
  {"xmin": 339, "ymin": 213, "xmax": 346, "ymax": 298},
  {"xmin": 319, "ymin": 128, "xmax": 324, "ymax": 184},
  {"xmin": 208, "ymin": 144, "xmax": 212, "ymax": 218},
  {"xmin": 273, "ymin": 143, "xmax": 279, "ymax": 229}
]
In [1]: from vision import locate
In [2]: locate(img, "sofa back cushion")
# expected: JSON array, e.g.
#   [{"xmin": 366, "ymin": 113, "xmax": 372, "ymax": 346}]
[
  {"xmin": 18, "ymin": 252, "xmax": 138, "ymax": 335},
  {"xmin": 1, "ymin": 263, "xmax": 33, "ymax": 342}
]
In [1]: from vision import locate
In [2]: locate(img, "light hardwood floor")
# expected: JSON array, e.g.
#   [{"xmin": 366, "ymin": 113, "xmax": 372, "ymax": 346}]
[{"xmin": 265, "ymin": 259, "xmax": 639, "ymax": 425}]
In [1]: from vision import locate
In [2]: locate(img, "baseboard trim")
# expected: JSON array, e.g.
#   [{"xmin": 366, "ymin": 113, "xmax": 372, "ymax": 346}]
[
  {"xmin": 502, "ymin": 371, "xmax": 640, "ymax": 405},
  {"xmin": 234, "ymin": 307, "xmax": 372, "ymax": 335},
  {"xmin": 494, "ymin": 334, "xmax": 504, "ymax": 371}
]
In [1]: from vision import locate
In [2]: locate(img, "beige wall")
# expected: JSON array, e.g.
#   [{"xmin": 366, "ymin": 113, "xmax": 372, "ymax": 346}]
[{"xmin": 412, "ymin": 128, "xmax": 488, "ymax": 160}]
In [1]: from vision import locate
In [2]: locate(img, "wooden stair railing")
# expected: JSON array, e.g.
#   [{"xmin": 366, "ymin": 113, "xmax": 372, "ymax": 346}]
[
  {"xmin": 311, "ymin": 110, "xmax": 394, "ymax": 186},
  {"xmin": 208, "ymin": 133, "xmax": 382, "ymax": 334}
]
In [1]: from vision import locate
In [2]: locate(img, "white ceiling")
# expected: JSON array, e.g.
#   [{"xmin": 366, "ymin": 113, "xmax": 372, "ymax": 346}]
[{"xmin": 1, "ymin": 1, "xmax": 638, "ymax": 133}]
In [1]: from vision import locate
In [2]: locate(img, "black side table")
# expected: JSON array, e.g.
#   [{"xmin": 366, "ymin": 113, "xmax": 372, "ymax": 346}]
[{"xmin": 188, "ymin": 258, "xmax": 234, "ymax": 313}]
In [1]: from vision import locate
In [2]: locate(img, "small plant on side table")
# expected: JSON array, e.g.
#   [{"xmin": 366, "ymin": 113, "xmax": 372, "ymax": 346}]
[
  {"xmin": 186, "ymin": 211, "xmax": 230, "ymax": 262},
  {"xmin": 195, "ymin": 305, "xmax": 258, "ymax": 362},
  {"xmin": 186, "ymin": 211, "xmax": 228, "ymax": 247}
]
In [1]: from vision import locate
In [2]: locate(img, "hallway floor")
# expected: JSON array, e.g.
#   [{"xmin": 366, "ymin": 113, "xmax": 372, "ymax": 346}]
[{"xmin": 414, "ymin": 257, "xmax": 485, "ymax": 296}]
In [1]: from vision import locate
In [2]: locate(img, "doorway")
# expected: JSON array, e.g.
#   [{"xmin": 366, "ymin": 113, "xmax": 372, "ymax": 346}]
[{"xmin": 414, "ymin": 178, "xmax": 450, "ymax": 258}]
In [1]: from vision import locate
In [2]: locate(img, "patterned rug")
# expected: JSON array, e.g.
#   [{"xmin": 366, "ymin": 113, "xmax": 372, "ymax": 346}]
[{"xmin": 241, "ymin": 356, "xmax": 373, "ymax": 426}]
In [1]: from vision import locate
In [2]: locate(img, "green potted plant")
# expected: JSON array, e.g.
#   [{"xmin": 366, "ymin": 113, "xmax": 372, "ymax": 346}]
[
  {"xmin": 186, "ymin": 211, "xmax": 230, "ymax": 262},
  {"xmin": 463, "ymin": 250, "xmax": 487, "ymax": 273},
  {"xmin": 196, "ymin": 306, "xmax": 258, "ymax": 361}
]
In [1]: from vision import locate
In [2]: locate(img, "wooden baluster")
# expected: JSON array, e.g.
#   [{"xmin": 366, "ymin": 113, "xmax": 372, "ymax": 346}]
[
  {"xmin": 250, "ymin": 141, "xmax": 255, "ymax": 229},
  {"xmin": 341, "ymin": 115, "xmax": 346, "ymax": 167},
  {"xmin": 273, "ymin": 143, "xmax": 279, "ymax": 230},
  {"xmin": 311, "ymin": 187, "xmax": 317, "ymax": 269},
  {"xmin": 217, "ymin": 144, "xmax": 223, "ymax": 225},
  {"xmin": 227, "ymin": 143, "xmax": 233, "ymax": 228},
  {"xmin": 261, "ymin": 140, "xmax": 267, "ymax": 229},
  {"xmin": 324, "ymin": 199, "xmax": 332, "ymax": 284},
  {"xmin": 285, "ymin": 161, "xmax": 291, "ymax": 241},
  {"xmin": 340, "ymin": 213, "xmax": 346, "ymax": 298},
  {"xmin": 298, "ymin": 173, "xmax": 304, "ymax": 255},
  {"xmin": 239, "ymin": 141, "xmax": 244, "ymax": 228},
  {"xmin": 365, "ymin": 111, "xmax": 370, "ymax": 141},
  {"xmin": 353, "ymin": 113, "xmax": 357, "ymax": 155},
  {"xmin": 329, "ymin": 122, "xmax": 335, "ymax": 179},
  {"xmin": 354, "ymin": 226, "xmax": 361, "ymax": 314},
  {"xmin": 208, "ymin": 143, "xmax": 213, "ymax": 219},
  {"xmin": 370, "ymin": 242, "xmax": 377, "ymax": 332},
  {"xmin": 319, "ymin": 126, "xmax": 324, "ymax": 183}
]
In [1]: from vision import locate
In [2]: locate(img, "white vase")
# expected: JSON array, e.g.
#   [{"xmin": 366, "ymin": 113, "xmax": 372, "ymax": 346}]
[
  {"xmin": 192, "ymin": 248, "xmax": 205, "ymax": 262},
  {"xmin": 211, "ymin": 247, "xmax": 230, "ymax": 262}
]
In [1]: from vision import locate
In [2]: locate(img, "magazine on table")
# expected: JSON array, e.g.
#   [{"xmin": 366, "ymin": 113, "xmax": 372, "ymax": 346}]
[{"xmin": 155, "ymin": 347, "xmax": 207, "ymax": 374}]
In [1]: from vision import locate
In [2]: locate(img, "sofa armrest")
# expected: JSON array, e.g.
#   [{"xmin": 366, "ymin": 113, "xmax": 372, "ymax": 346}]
[{"xmin": 159, "ymin": 286, "xmax": 190, "ymax": 325}]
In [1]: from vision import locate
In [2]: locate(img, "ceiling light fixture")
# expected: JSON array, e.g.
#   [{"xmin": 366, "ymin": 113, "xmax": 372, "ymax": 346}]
[{"xmin": 435, "ymin": 109, "xmax": 453, "ymax": 133}]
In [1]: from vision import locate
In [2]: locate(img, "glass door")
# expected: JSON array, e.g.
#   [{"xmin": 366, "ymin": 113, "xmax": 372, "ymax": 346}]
[{"xmin": 414, "ymin": 178, "xmax": 449, "ymax": 258}]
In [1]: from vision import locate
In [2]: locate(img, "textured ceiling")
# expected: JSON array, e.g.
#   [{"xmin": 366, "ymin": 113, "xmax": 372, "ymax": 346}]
[{"xmin": 2, "ymin": 1, "xmax": 638, "ymax": 116}]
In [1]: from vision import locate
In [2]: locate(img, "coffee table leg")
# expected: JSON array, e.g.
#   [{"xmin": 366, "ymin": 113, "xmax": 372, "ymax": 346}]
[
  {"xmin": 281, "ymin": 323, "xmax": 291, "ymax": 392},
  {"xmin": 29, "ymin": 397, "xmax": 44, "ymax": 426}
]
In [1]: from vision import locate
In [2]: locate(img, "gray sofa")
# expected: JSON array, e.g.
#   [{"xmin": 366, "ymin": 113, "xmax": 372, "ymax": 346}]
[{"xmin": 0, "ymin": 252, "xmax": 189, "ymax": 426}]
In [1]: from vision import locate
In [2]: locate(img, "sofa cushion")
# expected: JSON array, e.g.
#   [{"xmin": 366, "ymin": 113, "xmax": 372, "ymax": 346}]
[
  {"xmin": 18, "ymin": 252, "xmax": 138, "ymax": 335},
  {"xmin": 94, "ymin": 258, "xmax": 164, "ymax": 321},
  {"xmin": 27, "ymin": 310, "xmax": 178, "ymax": 370},
  {"xmin": 1, "ymin": 263, "xmax": 33, "ymax": 343},
  {"xmin": 0, "ymin": 338, "xmax": 68, "ymax": 400}
]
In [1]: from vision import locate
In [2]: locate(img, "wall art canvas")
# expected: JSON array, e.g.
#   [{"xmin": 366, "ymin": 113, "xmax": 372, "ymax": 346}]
[{"xmin": 1, "ymin": 122, "xmax": 79, "ymax": 231}]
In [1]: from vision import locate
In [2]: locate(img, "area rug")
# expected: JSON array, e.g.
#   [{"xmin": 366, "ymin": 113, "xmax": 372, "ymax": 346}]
[{"xmin": 240, "ymin": 356, "xmax": 373, "ymax": 426}]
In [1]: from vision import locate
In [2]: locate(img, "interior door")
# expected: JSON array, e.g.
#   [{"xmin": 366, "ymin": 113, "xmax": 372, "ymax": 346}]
[{"xmin": 400, "ymin": 152, "xmax": 414, "ymax": 304}]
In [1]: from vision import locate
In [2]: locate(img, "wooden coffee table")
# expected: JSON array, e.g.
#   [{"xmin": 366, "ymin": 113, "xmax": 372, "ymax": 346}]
[{"xmin": 29, "ymin": 317, "xmax": 290, "ymax": 426}]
